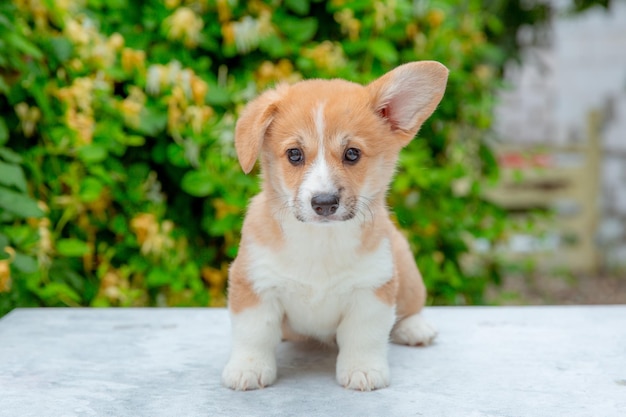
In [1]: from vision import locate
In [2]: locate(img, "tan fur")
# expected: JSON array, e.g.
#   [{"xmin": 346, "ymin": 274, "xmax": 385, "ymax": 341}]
[
  {"xmin": 390, "ymin": 227, "xmax": 427, "ymax": 319},
  {"xmin": 227, "ymin": 254, "xmax": 260, "ymax": 314}
]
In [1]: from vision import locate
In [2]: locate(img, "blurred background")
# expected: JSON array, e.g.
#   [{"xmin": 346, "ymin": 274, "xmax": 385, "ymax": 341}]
[{"xmin": 0, "ymin": 0, "xmax": 624, "ymax": 316}]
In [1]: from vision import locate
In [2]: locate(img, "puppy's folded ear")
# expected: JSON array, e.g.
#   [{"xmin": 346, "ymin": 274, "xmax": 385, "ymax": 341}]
[
  {"xmin": 235, "ymin": 85, "xmax": 286, "ymax": 174},
  {"xmin": 367, "ymin": 61, "xmax": 448, "ymax": 144}
]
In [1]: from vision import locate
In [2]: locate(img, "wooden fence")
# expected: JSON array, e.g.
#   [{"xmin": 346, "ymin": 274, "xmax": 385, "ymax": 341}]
[{"xmin": 483, "ymin": 112, "xmax": 601, "ymax": 272}]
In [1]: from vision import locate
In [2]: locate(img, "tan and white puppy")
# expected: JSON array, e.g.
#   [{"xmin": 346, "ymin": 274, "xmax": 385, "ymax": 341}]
[{"xmin": 222, "ymin": 61, "xmax": 449, "ymax": 391}]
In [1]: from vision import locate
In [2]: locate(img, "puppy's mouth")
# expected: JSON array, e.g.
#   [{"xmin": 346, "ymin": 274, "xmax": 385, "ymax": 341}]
[{"xmin": 294, "ymin": 211, "xmax": 356, "ymax": 223}]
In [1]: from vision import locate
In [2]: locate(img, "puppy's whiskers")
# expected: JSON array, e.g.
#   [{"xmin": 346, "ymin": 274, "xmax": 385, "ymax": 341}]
[{"xmin": 354, "ymin": 196, "xmax": 376, "ymax": 224}]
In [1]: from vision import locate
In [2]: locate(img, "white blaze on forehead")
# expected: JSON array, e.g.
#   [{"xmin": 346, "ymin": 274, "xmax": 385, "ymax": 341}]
[{"xmin": 314, "ymin": 102, "xmax": 325, "ymax": 142}]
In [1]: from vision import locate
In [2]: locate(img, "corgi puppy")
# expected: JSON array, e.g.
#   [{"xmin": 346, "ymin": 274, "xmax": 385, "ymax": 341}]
[{"xmin": 222, "ymin": 61, "xmax": 449, "ymax": 391}]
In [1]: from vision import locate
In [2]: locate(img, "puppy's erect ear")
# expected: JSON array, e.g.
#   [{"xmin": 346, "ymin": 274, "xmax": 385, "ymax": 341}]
[
  {"xmin": 235, "ymin": 85, "xmax": 286, "ymax": 174},
  {"xmin": 367, "ymin": 61, "xmax": 448, "ymax": 143}
]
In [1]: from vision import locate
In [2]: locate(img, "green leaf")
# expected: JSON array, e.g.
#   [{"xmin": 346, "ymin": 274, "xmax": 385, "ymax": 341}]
[
  {"xmin": 0, "ymin": 233, "xmax": 9, "ymax": 261},
  {"xmin": 77, "ymin": 145, "xmax": 108, "ymax": 163},
  {"xmin": 79, "ymin": 177, "xmax": 104, "ymax": 203},
  {"xmin": 135, "ymin": 108, "xmax": 167, "ymax": 136},
  {"xmin": 5, "ymin": 32, "xmax": 43, "ymax": 59},
  {"xmin": 56, "ymin": 238, "xmax": 90, "ymax": 257},
  {"xmin": 0, "ymin": 160, "xmax": 27, "ymax": 191},
  {"xmin": 181, "ymin": 170, "xmax": 215, "ymax": 197},
  {"xmin": 0, "ymin": 186, "xmax": 43, "ymax": 218},
  {"xmin": 285, "ymin": 0, "xmax": 310, "ymax": 15},
  {"xmin": 120, "ymin": 135, "xmax": 145, "ymax": 147},
  {"xmin": 0, "ymin": 233, "xmax": 8, "ymax": 249},
  {"xmin": 12, "ymin": 253, "xmax": 38, "ymax": 273},
  {"xmin": 280, "ymin": 17, "xmax": 317, "ymax": 43},
  {"xmin": 206, "ymin": 84, "xmax": 231, "ymax": 106},
  {"xmin": 48, "ymin": 37, "xmax": 73, "ymax": 63},
  {"xmin": 147, "ymin": 268, "xmax": 170, "ymax": 287},
  {"xmin": 0, "ymin": 75, "xmax": 9, "ymax": 94},
  {"xmin": 368, "ymin": 39, "xmax": 399, "ymax": 64},
  {"xmin": 0, "ymin": 147, "xmax": 22, "ymax": 164},
  {"xmin": 37, "ymin": 282, "xmax": 81, "ymax": 304},
  {"xmin": 0, "ymin": 118, "xmax": 8, "ymax": 145}
]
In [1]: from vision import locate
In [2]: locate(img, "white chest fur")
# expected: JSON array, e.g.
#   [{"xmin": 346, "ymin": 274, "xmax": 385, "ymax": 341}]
[{"xmin": 246, "ymin": 218, "xmax": 394, "ymax": 341}]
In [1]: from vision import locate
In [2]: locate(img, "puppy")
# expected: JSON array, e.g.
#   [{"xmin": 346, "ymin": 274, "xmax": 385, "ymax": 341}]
[{"xmin": 222, "ymin": 61, "xmax": 448, "ymax": 391}]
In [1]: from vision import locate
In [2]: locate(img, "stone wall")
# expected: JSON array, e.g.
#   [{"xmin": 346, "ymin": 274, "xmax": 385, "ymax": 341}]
[{"xmin": 494, "ymin": 1, "xmax": 626, "ymax": 269}]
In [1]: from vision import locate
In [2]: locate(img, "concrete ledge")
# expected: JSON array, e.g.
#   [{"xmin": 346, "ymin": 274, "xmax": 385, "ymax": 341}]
[{"xmin": 0, "ymin": 306, "xmax": 625, "ymax": 416}]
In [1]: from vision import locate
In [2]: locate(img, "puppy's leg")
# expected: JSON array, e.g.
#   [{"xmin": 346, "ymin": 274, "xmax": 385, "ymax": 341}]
[
  {"xmin": 222, "ymin": 300, "xmax": 282, "ymax": 390},
  {"xmin": 390, "ymin": 227, "xmax": 438, "ymax": 346},
  {"xmin": 391, "ymin": 311, "xmax": 438, "ymax": 346},
  {"xmin": 336, "ymin": 291, "xmax": 395, "ymax": 391}
]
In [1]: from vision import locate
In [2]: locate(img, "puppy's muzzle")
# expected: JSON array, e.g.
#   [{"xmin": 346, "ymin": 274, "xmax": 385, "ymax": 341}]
[{"xmin": 311, "ymin": 193, "xmax": 340, "ymax": 217}]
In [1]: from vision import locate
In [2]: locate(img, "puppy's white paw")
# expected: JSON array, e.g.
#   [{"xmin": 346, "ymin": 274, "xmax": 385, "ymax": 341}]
[
  {"xmin": 222, "ymin": 357, "xmax": 277, "ymax": 391},
  {"xmin": 391, "ymin": 313, "xmax": 437, "ymax": 346},
  {"xmin": 337, "ymin": 362, "xmax": 390, "ymax": 391}
]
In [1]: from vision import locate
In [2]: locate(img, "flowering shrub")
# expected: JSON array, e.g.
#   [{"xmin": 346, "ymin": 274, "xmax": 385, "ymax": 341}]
[{"xmin": 0, "ymin": 0, "xmax": 512, "ymax": 315}]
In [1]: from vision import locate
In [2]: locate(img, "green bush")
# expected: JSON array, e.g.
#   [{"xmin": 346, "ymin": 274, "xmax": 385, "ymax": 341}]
[{"xmin": 0, "ymin": 0, "xmax": 513, "ymax": 316}]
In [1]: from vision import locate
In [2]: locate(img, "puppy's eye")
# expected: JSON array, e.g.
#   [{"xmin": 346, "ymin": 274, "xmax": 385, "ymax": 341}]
[
  {"xmin": 343, "ymin": 148, "xmax": 361, "ymax": 164},
  {"xmin": 287, "ymin": 148, "xmax": 304, "ymax": 165}
]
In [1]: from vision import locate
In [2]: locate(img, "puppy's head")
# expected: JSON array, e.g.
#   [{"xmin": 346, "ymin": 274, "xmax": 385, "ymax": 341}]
[{"xmin": 235, "ymin": 61, "xmax": 448, "ymax": 224}]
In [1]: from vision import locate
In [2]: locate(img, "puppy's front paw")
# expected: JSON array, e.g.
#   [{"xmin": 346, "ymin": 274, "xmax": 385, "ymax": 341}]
[
  {"xmin": 391, "ymin": 313, "xmax": 437, "ymax": 346},
  {"xmin": 337, "ymin": 362, "xmax": 390, "ymax": 391},
  {"xmin": 222, "ymin": 357, "xmax": 277, "ymax": 391}
]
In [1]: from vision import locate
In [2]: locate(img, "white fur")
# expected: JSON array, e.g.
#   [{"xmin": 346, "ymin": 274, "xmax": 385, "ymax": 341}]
[
  {"xmin": 252, "ymin": 217, "xmax": 393, "ymax": 338},
  {"xmin": 391, "ymin": 312, "xmax": 438, "ymax": 346},
  {"xmin": 314, "ymin": 103, "xmax": 325, "ymax": 142},
  {"xmin": 222, "ymin": 216, "xmax": 396, "ymax": 390},
  {"xmin": 222, "ymin": 303, "xmax": 282, "ymax": 390}
]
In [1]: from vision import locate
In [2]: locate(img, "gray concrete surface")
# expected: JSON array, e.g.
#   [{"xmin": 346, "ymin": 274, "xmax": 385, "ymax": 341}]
[{"xmin": 0, "ymin": 306, "xmax": 624, "ymax": 417}]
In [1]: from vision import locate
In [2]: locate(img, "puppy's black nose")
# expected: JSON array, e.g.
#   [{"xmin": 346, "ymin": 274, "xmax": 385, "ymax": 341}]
[{"xmin": 311, "ymin": 193, "xmax": 339, "ymax": 217}]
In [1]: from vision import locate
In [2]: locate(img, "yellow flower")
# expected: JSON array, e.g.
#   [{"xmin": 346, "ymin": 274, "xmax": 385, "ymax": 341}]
[
  {"xmin": 334, "ymin": 9, "xmax": 361, "ymax": 41},
  {"xmin": 121, "ymin": 48, "xmax": 146, "ymax": 73},
  {"xmin": 131, "ymin": 213, "xmax": 158, "ymax": 246},
  {"xmin": 130, "ymin": 213, "xmax": 175, "ymax": 257},
  {"xmin": 98, "ymin": 268, "xmax": 129, "ymax": 304},
  {"xmin": 0, "ymin": 247, "xmax": 15, "ymax": 293},
  {"xmin": 54, "ymin": 77, "xmax": 99, "ymax": 144},
  {"xmin": 65, "ymin": 19, "xmax": 90, "ymax": 45},
  {"xmin": 216, "ymin": 0, "xmax": 231, "ymax": 22},
  {"xmin": 119, "ymin": 86, "xmax": 146, "ymax": 128},
  {"xmin": 0, "ymin": 260, "xmax": 10, "ymax": 293},
  {"xmin": 164, "ymin": 7, "xmax": 204, "ymax": 48},
  {"xmin": 426, "ymin": 9, "xmax": 445, "ymax": 28},
  {"xmin": 302, "ymin": 41, "xmax": 347, "ymax": 72},
  {"xmin": 66, "ymin": 108, "xmax": 94, "ymax": 144},
  {"xmin": 190, "ymin": 75, "xmax": 208, "ymax": 105},
  {"xmin": 256, "ymin": 61, "xmax": 275, "ymax": 86},
  {"xmin": 185, "ymin": 105, "xmax": 214, "ymax": 134},
  {"xmin": 231, "ymin": 11, "xmax": 274, "ymax": 54},
  {"xmin": 406, "ymin": 22, "xmax": 420, "ymax": 39},
  {"xmin": 202, "ymin": 264, "xmax": 228, "ymax": 307},
  {"xmin": 14, "ymin": 102, "xmax": 41, "ymax": 138},
  {"xmin": 221, "ymin": 22, "xmax": 235, "ymax": 46},
  {"xmin": 107, "ymin": 33, "xmax": 125, "ymax": 51},
  {"xmin": 374, "ymin": 0, "xmax": 397, "ymax": 31},
  {"xmin": 254, "ymin": 59, "xmax": 301, "ymax": 88},
  {"xmin": 167, "ymin": 86, "xmax": 186, "ymax": 133},
  {"xmin": 36, "ymin": 215, "xmax": 53, "ymax": 265},
  {"xmin": 165, "ymin": 0, "xmax": 181, "ymax": 9},
  {"xmin": 72, "ymin": 77, "xmax": 94, "ymax": 113},
  {"xmin": 474, "ymin": 64, "xmax": 494, "ymax": 83},
  {"xmin": 69, "ymin": 58, "xmax": 84, "ymax": 72}
]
